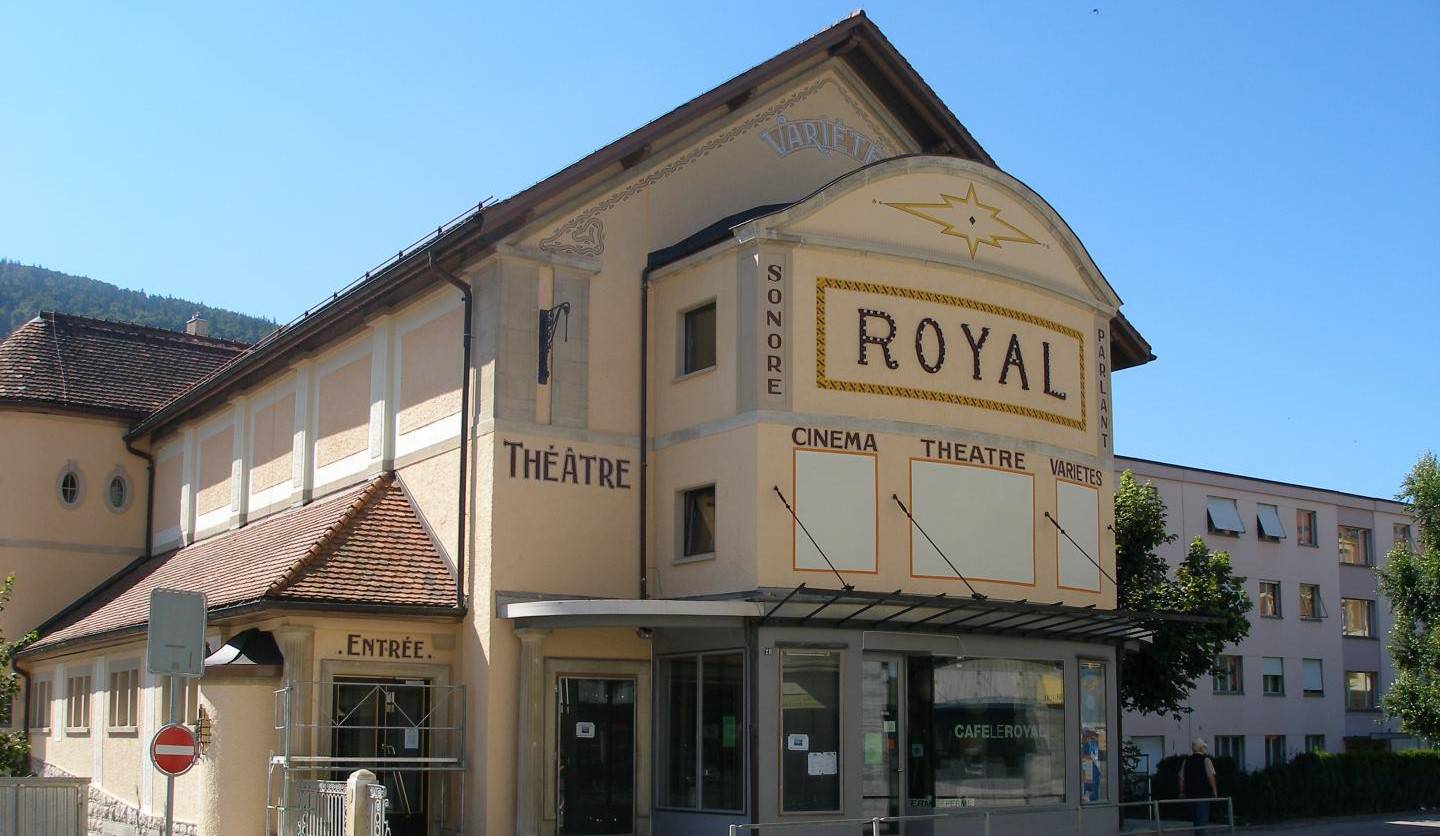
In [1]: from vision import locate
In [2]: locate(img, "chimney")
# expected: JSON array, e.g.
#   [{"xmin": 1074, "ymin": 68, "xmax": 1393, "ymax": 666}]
[{"xmin": 185, "ymin": 312, "xmax": 210, "ymax": 338}]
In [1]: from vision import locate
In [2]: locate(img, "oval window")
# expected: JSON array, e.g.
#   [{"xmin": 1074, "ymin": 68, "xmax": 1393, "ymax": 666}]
[
  {"xmin": 108, "ymin": 474, "xmax": 128, "ymax": 510},
  {"xmin": 58, "ymin": 469, "xmax": 81, "ymax": 508}
]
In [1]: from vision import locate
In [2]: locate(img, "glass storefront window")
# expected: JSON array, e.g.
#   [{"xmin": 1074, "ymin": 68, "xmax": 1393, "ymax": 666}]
[
  {"xmin": 781, "ymin": 649, "xmax": 841, "ymax": 812},
  {"xmin": 1079, "ymin": 661, "xmax": 1107, "ymax": 803},
  {"xmin": 658, "ymin": 652, "xmax": 743, "ymax": 812},
  {"xmin": 908, "ymin": 657, "xmax": 1066, "ymax": 808}
]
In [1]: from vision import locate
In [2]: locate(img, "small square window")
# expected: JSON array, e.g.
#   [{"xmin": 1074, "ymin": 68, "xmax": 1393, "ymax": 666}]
[
  {"xmin": 1206, "ymin": 496, "xmax": 1245, "ymax": 535},
  {"xmin": 1262, "ymin": 657, "xmax": 1285, "ymax": 696},
  {"xmin": 1394, "ymin": 524, "xmax": 1413, "ymax": 551},
  {"xmin": 28, "ymin": 678, "xmax": 53, "ymax": 731},
  {"xmin": 682, "ymin": 303, "xmax": 717, "ymax": 376},
  {"xmin": 64, "ymin": 673, "xmax": 92, "ymax": 732},
  {"xmin": 1338, "ymin": 526, "xmax": 1372, "ymax": 566},
  {"xmin": 1305, "ymin": 734, "xmax": 1326, "ymax": 754},
  {"xmin": 1296, "ymin": 510, "xmax": 1318, "ymax": 547},
  {"xmin": 1259, "ymin": 581, "xmax": 1282, "ymax": 618},
  {"xmin": 108, "ymin": 667, "xmax": 139, "ymax": 729},
  {"xmin": 682, "ymin": 485, "xmax": 716, "ymax": 558},
  {"xmin": 1214, "ymin": 735, "xmax": 1245, "ymax": 764},
  {"xmin": 1302, "ymin": 658, "xmax": 1324, "ymax": 696},
  {"xmin": 1256, "ymin": 504, "xmax": 1286, "ymax": 540},
  {"xmin": 1345, "ymin": 671, "xmax": 1376, "ymax": 710},
  {"xmin": 1341, "ymin": 598, "xmax": 1374, "ymax": 638},
  {"xmin": 1213, "ymin": 655, "xmax": 1243, "ymax": 694},
  {"xmin": 1264, "ymin": 734, "xmax": 1287, "ymax": 768}
]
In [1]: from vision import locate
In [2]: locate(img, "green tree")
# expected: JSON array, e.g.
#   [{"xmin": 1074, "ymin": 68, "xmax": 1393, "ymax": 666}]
[
  {"xmin": 1376, "ymin": 452, "xmax": 1440, "ymax": 744},
  {"xmin": 0, "ymin": 575, "xmax": 33, "ymax": 775},
  {"xmin": 1115, "ymin": 470, "xmax": 1253, "ymax": 719}
]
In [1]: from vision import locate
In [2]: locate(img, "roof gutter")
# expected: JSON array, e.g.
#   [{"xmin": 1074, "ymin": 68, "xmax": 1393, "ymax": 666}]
[{"xmin": 427, "ymin": 249, "xmax": 476, "ymax": 612}]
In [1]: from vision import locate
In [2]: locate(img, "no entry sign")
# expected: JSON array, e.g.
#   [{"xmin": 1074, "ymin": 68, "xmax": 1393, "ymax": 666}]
[{"xmin": 150, "ymin": 723, "xmax": 198, "ymax": 776}]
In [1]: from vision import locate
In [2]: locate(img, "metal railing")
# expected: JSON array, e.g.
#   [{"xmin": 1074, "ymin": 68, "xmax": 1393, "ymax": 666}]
[
  {"xmin": 293, "ymin": 780, "xmax": 347, "ymax": 836},
  {"xmin": 726, "ymin": 797, "xmax": 1236, "ymax": 835},
  {"xmin": 367, "ymin": 783, "xmax": 391, "ymax": 836}
]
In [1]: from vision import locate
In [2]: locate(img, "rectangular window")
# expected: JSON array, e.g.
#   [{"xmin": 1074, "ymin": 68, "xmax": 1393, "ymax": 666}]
[
  {"xmin": 1259, "ymin": 581, "xmax": 1281, "ymax": 618},
  {"xmin": 1338, "ymin": 526, "xmax": 1372, "ymax": 565},
  {"xmin": 1345, "ymin": 671, "xmax": 1377, "ymax": 710},
  {"xmin": 1394, "ymin": 523, "xmax": 1413, "ymax": 551},
  {"xmin": 658, "ymin": 652, "xmax": 744, "ymax": 811},
  {"xmin": 682, "ymin": 302, "xmax": 717, "ymax": 375},
  {"xmin": 1264, "ymin": 735, "xmax": 1287, "ymax": 768},
  {"xmin": 1256, "ymin": 503, "xmax": 1286, "ymax": 540},
  {"xmin": 108, "ymin": 667, "xmax": 139, "ymax": 729},
  {"xmin": 160, "ymin": 677, "xmax": 200, "ymax": 724},
  {"xmin": 64, "ymin": 673, "xmax": 91, "ymax": 731},
  {"xmin": 1206, "ymin": 496, "xmax": 1245, "ymax": 535},
  {"xmin": 1305, "ymin": 734, "xmax": 1326, "ymax": 754},
  {"xmin": 1341, "ymin": 598, "xmax": 1374, "ymax": 638},
  {"xmin": 29, "ymin": 677, "xmax": 52, "ymax": 731},
  {"xmin": 681, "ymin": 485, "xmax": 717, "ymax": 558},
  {"xmin": 1302, "ymin": 658, "xmax": 1324, "ymax": 697},
  {"xmin": 780, "ymin": 649, "xmax": 841, "ymax": 813},
  {"xmin": 1214, "ymin": 735, "xmax": 1245, "ymax": 765},
  {"xmin": 908, "ymin": 656, "xmax": 1067, "ymax": 808},
  {"xmin": 1296, "ymin": 509, "xmax": 1317, "ymax": 547},
  {"xmin": 1213, "ymin": 655, "xmax": 1243, "ymax": 694},
  {"xmin": 1262, "ymin": 657, "xmax": 1285, "ymax": 696},
  {"xmin": 1130, "ymin": 736, "xmax": 1164, "ymax": 775},
  {"xmin": 1079, "ymin": 660, "xmax": 1108, "ymax": 803},
  {"xmin": 1298, "ymin": 583, "xmax": 1322, "ymax": 619}
]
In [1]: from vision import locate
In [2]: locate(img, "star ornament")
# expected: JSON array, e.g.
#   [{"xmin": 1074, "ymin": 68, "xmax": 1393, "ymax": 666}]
[{"xmin": 885, "ymin": 184, "xmax": 1038, "ymax": 258}]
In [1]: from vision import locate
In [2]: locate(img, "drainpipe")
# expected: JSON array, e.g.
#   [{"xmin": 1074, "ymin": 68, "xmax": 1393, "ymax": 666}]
[
  {"xmin": 638, "ymin": 266, "xmax": 654, "ymax": 599},
  {"xmin": 427, "ymin": 251, "xmax": 473, "ymax": 611},
  {"xmin": 124, "ymin": 438, "xmax": 155, "ymax": 557}
]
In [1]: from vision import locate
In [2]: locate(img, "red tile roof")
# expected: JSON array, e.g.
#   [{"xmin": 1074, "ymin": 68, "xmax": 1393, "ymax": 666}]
[
  {"xmin": 0, "ymin": 312, "xmax": 248, "ymax": 418},
  {"xmin": 26, "ymin": 474, "xmax": 458, "ymax": 653}
]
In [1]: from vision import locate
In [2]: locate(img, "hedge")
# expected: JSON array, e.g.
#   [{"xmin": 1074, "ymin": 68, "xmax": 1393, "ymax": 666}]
[{"xmin": 1150, "ymin": 750, "xmax": 1440, "ymax": 823}]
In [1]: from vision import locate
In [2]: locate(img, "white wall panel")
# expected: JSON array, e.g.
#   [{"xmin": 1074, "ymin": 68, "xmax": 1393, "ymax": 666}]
[
  {"xmin": 1057, "ymin": 480, "xmax": 1101, "ymax": 591},
  {"xmin": 794, "ymin": 450, "xmax": 876, "ymax": 572},
  {"xmin": 910, "ymin": 461, "xmax": 1033, "ymax": 584}
]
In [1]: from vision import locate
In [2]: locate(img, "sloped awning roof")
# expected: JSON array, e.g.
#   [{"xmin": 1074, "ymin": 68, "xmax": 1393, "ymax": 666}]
[
  {"xmin": 24, "ymin": 474, "xmax": 460, "ymax": 656},
  {"xmin": 501, "ymin": 586, "xmax": 1219, "ymax": 645}
]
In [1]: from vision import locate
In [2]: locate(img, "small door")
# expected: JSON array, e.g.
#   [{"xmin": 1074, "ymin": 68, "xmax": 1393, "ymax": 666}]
[
  {"xmin": 331, "ymin": 678, "xmax": 430, "ymax": 836},
  {"xmin": 862, "ymin": 655, "xmax": 904, "ymax": 833},
  {"xmin": 557, "ymin": 676, "xmax": 636, "ymax": 835}
]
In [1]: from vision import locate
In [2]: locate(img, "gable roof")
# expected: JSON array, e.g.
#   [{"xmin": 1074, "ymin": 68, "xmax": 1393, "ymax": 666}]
[
  {"xmin": 0, "ymin": 311, "xmax": 247, "ymax": 419},
  {"xmin": 23, "ymin": 473, "xmax": 459, "ymax": 655},
  {"xmin": 126, "ymin": 12, "xmax": 1005, "ymax": 440}
]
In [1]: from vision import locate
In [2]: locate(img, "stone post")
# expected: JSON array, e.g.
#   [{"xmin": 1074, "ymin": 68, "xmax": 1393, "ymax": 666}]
[
  {"xmin": 514, "ymin": 628, "xmax": 549, "ymax": 836},
  {"xmin": 345, "ymin": 769, "xmax": 378, "ymax": 836}
]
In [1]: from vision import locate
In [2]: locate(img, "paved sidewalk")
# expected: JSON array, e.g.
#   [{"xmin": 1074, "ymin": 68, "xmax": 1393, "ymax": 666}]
[{"xmin": 1241, "ymin": 812, "xmax": 1440, "ymax": 834}]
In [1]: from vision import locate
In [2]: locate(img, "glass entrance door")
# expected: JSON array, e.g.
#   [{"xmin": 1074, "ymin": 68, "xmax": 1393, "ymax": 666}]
[
  {"xmin": 331, "ymin": 678, "xmax": 429, "ymax": 836},
  {"xmin": 557, "ymin": 676, "xmax": 636, "ymax": 835},
  {"xmin": 862, "ymin": 656, "xmax": 905, "ymax": 833}
]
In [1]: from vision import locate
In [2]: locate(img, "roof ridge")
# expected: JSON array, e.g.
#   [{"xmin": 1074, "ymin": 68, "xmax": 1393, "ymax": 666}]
[
  {"xmin": 265, "ymin": 473, "xmax": 396, "ymax": 597},
  {"xmin": 37, "ymin": 310, "xmax": 256, "ymax": 350}
]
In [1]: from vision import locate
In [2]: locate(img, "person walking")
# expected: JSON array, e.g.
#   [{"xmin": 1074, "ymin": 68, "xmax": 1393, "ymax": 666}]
[{"xmin": 1177, "ymin": 737, "xmax": 1218, "ymax": 832}]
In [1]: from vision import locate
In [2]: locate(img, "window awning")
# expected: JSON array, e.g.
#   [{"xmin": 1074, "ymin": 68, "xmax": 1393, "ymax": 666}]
[
  {"xmin": 1206, "ymin": 496, "xmax": 1246, "ymax": 534},
  {"xmin": 501, "ymin": 587, "xmax": 1222, "ymax": 646},
  {"xmin": 1257, "ymin": 504, "xmax": 1287, "ymax": 540}
]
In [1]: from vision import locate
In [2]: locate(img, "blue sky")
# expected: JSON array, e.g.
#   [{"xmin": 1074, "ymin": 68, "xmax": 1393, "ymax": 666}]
[{"xmin": 2, "ymin": 2, "xmax": 1435, "ymax": 498}]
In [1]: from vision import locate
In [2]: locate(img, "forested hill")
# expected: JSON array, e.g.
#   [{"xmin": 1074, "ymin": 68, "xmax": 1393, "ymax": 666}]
[{"xmin": 0, "ymin": 260, "xmax": 277, "ymax": 344}]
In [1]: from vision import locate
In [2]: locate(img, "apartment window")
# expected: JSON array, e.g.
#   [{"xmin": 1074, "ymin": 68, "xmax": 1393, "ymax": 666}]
[
  {"xmin": 1264, "ymin": 735, "xmax": 1287, "ymax": 768},
  {"xmin": 1213, "ymin": 655, "xmax": 1243, "ymax": 694},
  {"xmin": 1345, "ymin": 671, "xmax": 1377, "ymax": 710},
  {"xmin": 657, "ymin": 651, "xmax": 744, "ymax": 811},
  {"xmin": 780, "ymin": 649, "xmax": 841, "ymax": 813},
  {"xmin": 1394, "ymin": 523, "xmax": 1413, "ymax": 551},
  {"xmin": 29, "ymin": 677, "xmax": 52, "ymax": 731},
  {"xmin": 681, "ymin": 485, "xmax": 717, "ymax": 558},
  {"xmin": 1214, "ymin": 735, "xmax": 1245, "ymax": 765},
  {"xmin": 1305, "ymin": 734, "xmax": 1326, "ymax": 754},
  {"xmin": 1338, "ymin": 526, "xmax": 1372, "ymax": 566},
  {"xmin": 64, "ymin": 672, "xmax": 92, "ymax": 732},
  {"xmin": 1302, "ymin": 658, "xmax": 1324, "ymax": 697},
  {"xmin": 1206, "ymin": 496, "xmax": 1245, "ymax": 535},
  {"xmin": 1341, "ymin": 598, "xmax": 1374, "ymax": 638},
  {"xmin": 1262, "ymin": 657, "xmax": 1285, "ymax": 696},
  {"xmin": 1256, "ymin": 503, "xmax": 1286, "ymax": 540},
  {"xmin": 160, "ymin": 677, "xmax": 200, "ymax": 724},
  {"xmin": 1298, "ymin": 583, "xmax": 1323, "ymax": 620},
  {"xmin": 108, "ymin": 667, "xmax": 139, "ymax": 730},
  {"xmin": 681, "ymin": 302, "xmax": 717, "ymax": 375},
  {"xmin": 1259, "ymin": 581, "xmax": 1281, "ymax": 618},
  {"xmin": 1296, "ymin": 509, "xmax": 1317, "ymax": 547}
]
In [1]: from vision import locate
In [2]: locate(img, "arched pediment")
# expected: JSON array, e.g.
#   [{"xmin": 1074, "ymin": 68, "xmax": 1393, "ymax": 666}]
[{"xmin": 746, "ymin": 156, "xmax": 1121, "ymax": 312}]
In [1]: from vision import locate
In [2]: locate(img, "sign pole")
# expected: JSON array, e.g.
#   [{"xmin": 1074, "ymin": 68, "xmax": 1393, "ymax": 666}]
[{"xmin": 165, "ymin": 672, "xmax": 178, "ymax": 836}]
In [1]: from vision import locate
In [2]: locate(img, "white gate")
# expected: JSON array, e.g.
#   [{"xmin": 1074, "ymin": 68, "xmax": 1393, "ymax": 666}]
[
  {"xmin": 290, "ymin": 777, "xmax": 389, "ymax": 836},
  {"xmin": 0, "ymin": 776, "xmax": 89, "ymax": 836}
]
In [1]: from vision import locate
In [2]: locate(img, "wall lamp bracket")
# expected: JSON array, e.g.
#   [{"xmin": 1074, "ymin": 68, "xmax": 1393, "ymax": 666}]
[{"xmin": 538, "ymin": 301, "xmax": 572, "ymax": 384}]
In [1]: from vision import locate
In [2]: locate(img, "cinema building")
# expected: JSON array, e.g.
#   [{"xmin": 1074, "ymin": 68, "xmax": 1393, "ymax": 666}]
[{"xmin": 5, "ymin": 13, "xmax": 1171, "ymax": 836}]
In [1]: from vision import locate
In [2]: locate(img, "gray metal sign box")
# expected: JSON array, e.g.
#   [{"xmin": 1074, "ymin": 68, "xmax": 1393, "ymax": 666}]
[{"xmin": 147, "ymin": 589, "xmax": 207, "ymax": 677}]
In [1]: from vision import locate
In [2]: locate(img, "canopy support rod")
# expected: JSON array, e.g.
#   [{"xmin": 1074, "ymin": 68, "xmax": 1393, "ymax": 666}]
[
  {"xmin": 760, "ymin": 583, "xmax": 806, "ymax": 625},
  {"xmin": 1044, "ymin": 511, "xmax": 1119, "ymax": 589},
  {"xmin": 774, "ymin": 487, "xmax": 853, "ymax": 591},
  {"xmin": 891, "ymin": 494, "xmax": 984, "ymax": 599},
  {"xmin": 835, "ymin": 589, "xmax": 903, "ymax": 625}
]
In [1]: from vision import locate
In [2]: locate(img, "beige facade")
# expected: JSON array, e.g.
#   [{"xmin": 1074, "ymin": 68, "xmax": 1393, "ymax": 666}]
[{"xmin": 9, "ymin": 14, "xmax": 1164, "ymax": 836}]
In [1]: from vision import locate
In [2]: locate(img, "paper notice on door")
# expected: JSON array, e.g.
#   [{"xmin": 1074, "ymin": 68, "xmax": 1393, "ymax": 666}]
[
  {"xmin": 787, "ymin": 733, "xmax": 809, "ymax": 751},
  {"xmin": 575, "ymin": 721, "xmax": 596, "ymax": 739},
  {"xmin": 864, "ymin": 732, "xmax": 884, "ymax": 765},
  {"xmin": 404, "ymin": 726, "xmax": 419, "ymax": 750},
  {"xmin": 807, "ymin": 751, "xmax": 838, "ymax": 776}
]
